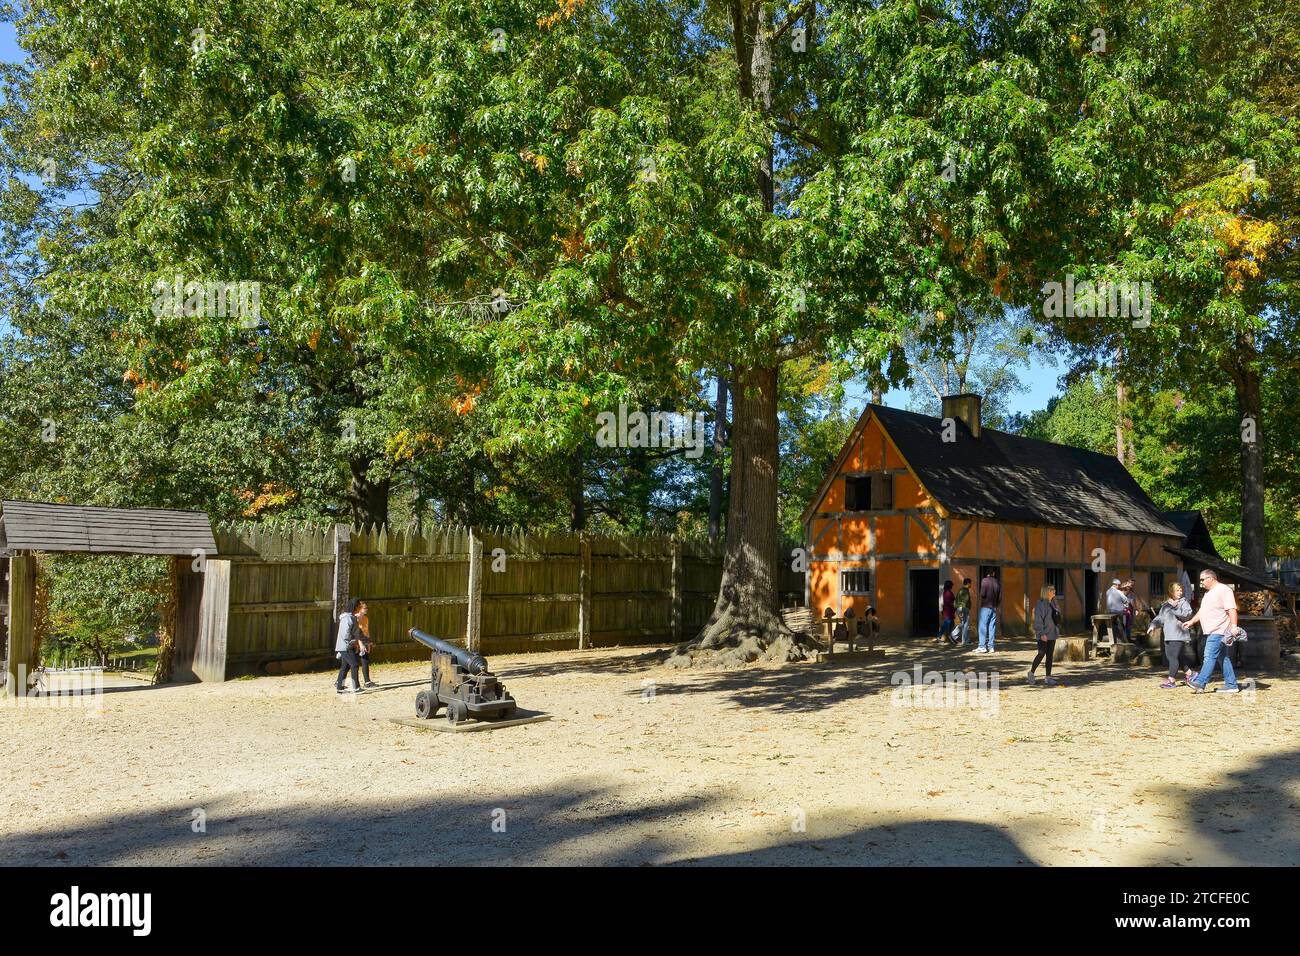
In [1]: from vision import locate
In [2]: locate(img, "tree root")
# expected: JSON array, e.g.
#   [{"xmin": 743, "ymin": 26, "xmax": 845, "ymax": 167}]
[{"xmin": 664, "ymin": 611, "xmax": 816, "ymax": 669}]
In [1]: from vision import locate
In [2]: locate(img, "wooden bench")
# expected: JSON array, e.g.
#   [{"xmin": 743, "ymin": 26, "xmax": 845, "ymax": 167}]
[
  {"xmin": 820, "ymin": 607, "xmax": 878, "ymax": 656},
  {"xmin": 1091, "ymin": 614, "xmax": 1124, "ymax": 654}
]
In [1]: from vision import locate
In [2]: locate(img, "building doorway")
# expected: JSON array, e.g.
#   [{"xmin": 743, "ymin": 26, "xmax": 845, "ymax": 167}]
[
  {"xmin": 909, "ymin": 568, "xmax": 941, "ymax": 637},
  {"xmin": 1084, "ymin": 569, "xmax": 1099, "ymax": 616}
]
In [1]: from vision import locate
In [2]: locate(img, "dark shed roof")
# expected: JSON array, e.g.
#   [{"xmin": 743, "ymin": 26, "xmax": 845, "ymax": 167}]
[
  {"xmin": 1164, "ymin": 546, "xmax": 1289, "ymax": 593},
  {"xmin": 1162, "ymin": 511, "xmax": 1203, "ymax": 537},
  {"xmin": 1162, "ymin": 510, "xmax": 1222, "ymax": 557},
  {"xmin": 862, "ymin": 405, "xmax": 1182, "ymax": 536},
  {"xmin": 0, "ymin": 500, "xmax": 217, "ymax": 556}
]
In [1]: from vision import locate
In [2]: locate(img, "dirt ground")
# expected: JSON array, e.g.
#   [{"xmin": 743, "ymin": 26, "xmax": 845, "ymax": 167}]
[{"xmin": 3, "ymin": 639, "xmax": 1299, "ymax": 866}]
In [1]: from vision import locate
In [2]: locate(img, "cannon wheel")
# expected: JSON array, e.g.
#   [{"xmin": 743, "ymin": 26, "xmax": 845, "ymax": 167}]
[
  {"xmin": 446, "ymin": 700, "xmax": 468, "ymax": 725},
  {"xmin": 415, "ymin": 690, "xmax": 438, "ymax": 720}
]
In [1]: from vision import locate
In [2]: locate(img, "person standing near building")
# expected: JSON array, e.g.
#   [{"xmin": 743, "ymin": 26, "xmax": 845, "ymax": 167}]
[
  {"xmin": 1027, "ymin": 584, "xmax": 1062, "ymax": 686},
  {"xmin": 1148, "ymin": 581, "xmax": 1195, "ymax": 689},
  {"xmin": 1105, "ymin": 578, "xmax": 1128, "ymax": 641},
  {"xmin": 1121, "ymin": 579, "xmax": 1138, "ymax": 641},
  {"xmin": 1184, "ymin": 569, "xmax": 1240, "ymax": 694},
  {"xmin": 955, "ymin": 578, "xmax": 973, "ymax": 646},
  {"xmin": 937, "ymin": 580, "xmax": 956, "ymax": 644},
  {"xmin": 977, "ymin": 569, "xmax": 1000, "ymax": 653}
]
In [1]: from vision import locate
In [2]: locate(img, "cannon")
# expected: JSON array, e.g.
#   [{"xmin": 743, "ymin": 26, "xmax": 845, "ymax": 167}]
[{"xmin": 409, "ymin": 628, "xmax": 517, "ymax": 724}]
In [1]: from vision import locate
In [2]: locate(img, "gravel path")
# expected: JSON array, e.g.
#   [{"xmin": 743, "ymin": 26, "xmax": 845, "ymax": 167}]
[{"xmin": 3, "ymin": 642, "xmax": 1298, "ymax": 866}]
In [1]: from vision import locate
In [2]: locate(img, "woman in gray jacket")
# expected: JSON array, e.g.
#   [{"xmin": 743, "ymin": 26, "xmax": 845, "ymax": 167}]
[
  {"xmin": 1027, "ymin": 585, "xmax": 1062, "ymax": 686},
  {"xmin": 1148, "ymin": 581, "xmax": 1195, "ymax": 689}
]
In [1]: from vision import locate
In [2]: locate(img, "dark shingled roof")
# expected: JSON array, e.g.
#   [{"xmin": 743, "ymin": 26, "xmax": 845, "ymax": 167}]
[
  {"xmin": 1161, "ymin": 511, "xmax": 1204, "ymax": 537},
  {"xmin": 0, "ymin": 500, "xmax": 217, "ymax": 556},
  {"xmin": 867, "ymin": 405, "xmax": 1182, "ymax": 536},
  {"xmin": 1161, "ymin": 510, "xmax": 1222, "ymax": 558},
  {"xmin": 1164, "ymin": 546, "xmax": 1289, "ymax": 593}
]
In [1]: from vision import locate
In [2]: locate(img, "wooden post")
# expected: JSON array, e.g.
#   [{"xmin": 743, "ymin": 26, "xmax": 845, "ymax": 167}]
[
  {"xmin": 0, "ymin": 556, "xmax": 8, "ymax": 681},
  {"xmin": 939, "ymin": 517, "xmax": 952, "ymax": 592},
  {"xmin": 671, "ymin": 537, "xmax": 683, "ymax": 643},
  {"xmin": 1022, "ymin": 526, "xmax": 1030, "ymax": 638},
  {"xmin": 332, "ymin": 523, "xmax": 350, "ymax": 623},
  {"xmin": 152, "ymin": 556, "xmax": 182, "ymax": 684},
  {"xmin": 466, "ymin": 527, "xmax": 483, "ymax": 652},
  {"xmin": 577, "ymin": 533, "xmax": 592, "ymax": 649},
  {"xmin": 171, "ymin": 556, "xmax": 206, "ymax": 682},
  {"xmin": 194, "ymin": 559, "xmax": 231, "ymax": 682},
  {"xmin": 5, "ymin": 552, "xmax": 35, "ymax": 696},
  {"xmin": 802, "ymin": 521, "xmax": 811, "ymax": 609}
]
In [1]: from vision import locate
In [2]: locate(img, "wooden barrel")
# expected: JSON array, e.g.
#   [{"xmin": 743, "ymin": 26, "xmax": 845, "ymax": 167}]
[{"xmin": 1237, "ymin": 616, "xmax": 1280, "ymax": 673}]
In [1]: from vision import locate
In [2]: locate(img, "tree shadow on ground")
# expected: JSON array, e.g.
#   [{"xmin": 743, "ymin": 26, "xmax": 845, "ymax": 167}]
[
  {"xmin": 5, "ymin": 747, "xmax": 1295, "ymax": 867},
  {"xmin": 675, "ymin": 818, "xmax": 1036, "ymax": 866},
  {"xmin": 0, "ymin": 776, "xmax": 1039, "ymax": 866},
  {"xmin": 497, "ymin": 648, "xmax": 667, "ymax": 680},
  {"xmin": 1144, "ymin": 745, "xmax": 1300, "ymax": 866},
  {"xmin": 625, "ymin": 641, "xmax": 1217, "ymax": 714},
  {"xmin": 0, "ymin": 779, "xmax": 715, "ymax": 867}
]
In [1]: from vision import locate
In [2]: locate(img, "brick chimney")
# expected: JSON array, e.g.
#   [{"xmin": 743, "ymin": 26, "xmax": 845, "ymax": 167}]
[{"xmin": 942, "ymin": 393, "xmax": 982, "ymax": 438}]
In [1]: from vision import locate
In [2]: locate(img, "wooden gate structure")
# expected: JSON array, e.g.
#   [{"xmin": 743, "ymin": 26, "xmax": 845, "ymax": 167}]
[{"xmin": 0, "ymin": 500, "xmax": 217, "ymax": 694}]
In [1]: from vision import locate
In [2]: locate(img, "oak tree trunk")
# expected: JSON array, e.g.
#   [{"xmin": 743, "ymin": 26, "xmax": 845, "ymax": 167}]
[
  {"xmin": 569, "ymin": 447, "xmax": 587, "ymax": 532},
  {"xmin": 1228, "ymin": 336, "xmax": 1266, "ymax": 572},
  {"xmin": 670, "ymin": 366, "xmax": 806, "ymax": 666},
  {"xmin": 666, "ymin": 2, "xmax": 808, "ymax": 665},
  {"xmin": 708, "ymin": 373, "xmax": 729, "ymax": 543},
  {"xmin": 348, "ymin": 456, "xmax": 390, "ymax": 528}
]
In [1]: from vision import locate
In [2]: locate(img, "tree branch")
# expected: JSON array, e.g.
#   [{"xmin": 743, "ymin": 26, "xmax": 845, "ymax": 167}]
[{"xmin": 772, "ymin": 1, "xmax": 816, "ymax": 43}]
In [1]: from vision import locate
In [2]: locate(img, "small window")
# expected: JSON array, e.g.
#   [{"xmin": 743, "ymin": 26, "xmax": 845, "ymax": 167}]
[
  {"xmin": 1045, "ymin": 567, "xmax": 1065, "ymax": 597},
  {"xmin": 841, "ymin": 569, "xmax": 872, "ymax": 595},
  {"xmin": 844, "ymin": 476, "xmax": 871, "ymax": 511},
  {"xmin": 1150, "ymin": 571, "xmax": 1165, "ymax": 597},
  {"xmin": 843, "ymin": 473, "xmax": 893, "ymax": 511}
]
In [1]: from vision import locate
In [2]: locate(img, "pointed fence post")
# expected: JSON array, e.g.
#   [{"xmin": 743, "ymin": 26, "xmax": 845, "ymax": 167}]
[
  {"xmin": 578, "ymin": 533, "xmax": 592, "ymax": 649},
  {"xmin": 467, "ymin": 527, "xmax": 483, "ymax": 652},
  {"xmin": 671, "ymin": 537, "xmax": 684, "ymax": 643},
  {"xmin": 332, "ymin": 523, "xmax": 351, "ymax": 624}
]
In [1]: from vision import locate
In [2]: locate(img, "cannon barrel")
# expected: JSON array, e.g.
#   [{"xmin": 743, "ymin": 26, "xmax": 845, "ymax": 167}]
[{"xmin": 409, "ymin": 628, "xmax": 488, "ymax": 675}]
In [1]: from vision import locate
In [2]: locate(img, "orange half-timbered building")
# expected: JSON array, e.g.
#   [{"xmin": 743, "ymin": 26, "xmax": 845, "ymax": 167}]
[{"xmin": 802, "ymin": 395, "xmax": 1185, "ymax": 638}]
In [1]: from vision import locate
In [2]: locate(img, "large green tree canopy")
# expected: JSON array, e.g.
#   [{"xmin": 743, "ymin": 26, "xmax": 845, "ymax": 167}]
[{"xmin": 2, "ymin": 0, "xmax": 1295, "ymax": 662}]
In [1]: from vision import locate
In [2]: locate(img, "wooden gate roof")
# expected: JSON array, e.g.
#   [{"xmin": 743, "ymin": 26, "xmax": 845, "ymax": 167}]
[{"xmin": 0, "ymin": 500, "xmax": 217, "ymax": 556}]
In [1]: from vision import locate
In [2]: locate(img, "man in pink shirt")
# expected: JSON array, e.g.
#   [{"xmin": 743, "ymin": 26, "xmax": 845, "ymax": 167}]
[{"xmin": 1184, "ymin": 569, "xmax": 1240, "ymax": 694}]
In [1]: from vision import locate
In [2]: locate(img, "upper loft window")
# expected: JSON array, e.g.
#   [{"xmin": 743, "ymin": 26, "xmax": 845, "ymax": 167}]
[{"xmin": 844, "ymin": 473, "xmax": 894, "ymax": 511}]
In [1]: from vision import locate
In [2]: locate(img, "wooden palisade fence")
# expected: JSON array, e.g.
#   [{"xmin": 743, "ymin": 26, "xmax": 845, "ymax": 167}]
[{"xmin": 191, "ymin": 521, "xmax": 805, "ymax": 680}]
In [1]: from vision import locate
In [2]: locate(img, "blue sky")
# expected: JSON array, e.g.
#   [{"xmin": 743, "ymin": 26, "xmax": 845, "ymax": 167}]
[
  {"xmin": 0, "ymin": 18, "xmax": 1064, "ymax": 416},
  {"xmin": 875, "ymin": 354, "xmax": 1060, "ymax": 417},
  {"xmin": 1, "ymin": 21, "xmax": 18, "ymax": 64},
  {"xmin": 0, "ymin": 22, "xmax": 19, "ymax": 337}
]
